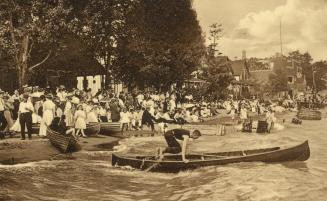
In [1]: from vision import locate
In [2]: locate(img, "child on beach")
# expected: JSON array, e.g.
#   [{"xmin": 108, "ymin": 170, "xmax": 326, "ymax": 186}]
[
  {"xmin": 120, "ymin": 108, "xmax": 131, "ymax": 132},
  {"xmin": 74, "ymin": 104, "xmax": 87, "ymax": 138}
]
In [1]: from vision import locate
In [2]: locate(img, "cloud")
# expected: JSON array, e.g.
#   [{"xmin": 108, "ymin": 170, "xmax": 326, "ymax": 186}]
[{"xmin": 220, "ymin": 0, "xmax": 327, "ymax": 60}]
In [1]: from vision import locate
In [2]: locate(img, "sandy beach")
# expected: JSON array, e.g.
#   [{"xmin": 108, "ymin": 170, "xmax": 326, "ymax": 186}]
[{"xmin": 0, "ymin": 134, "xmax": 120, "ymax": 165}]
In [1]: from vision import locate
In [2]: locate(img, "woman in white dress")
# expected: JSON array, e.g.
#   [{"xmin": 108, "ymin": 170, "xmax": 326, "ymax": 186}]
[
  {"xmin": 39, "ymin": 94, "xmax": 56, "ymax": 137},
  {"xmin": 74, "ymin": 104, "xmax": 87, "ymax": 137},
  {"xmin": 64, "ymin": 97, "xmax": 74, "ymax": 127}
]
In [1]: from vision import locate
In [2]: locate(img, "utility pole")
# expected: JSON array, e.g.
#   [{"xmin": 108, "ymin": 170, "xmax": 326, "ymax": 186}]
[{"xmin": 280, "ymin": 19, "xmax": 283, "ymax": 56}]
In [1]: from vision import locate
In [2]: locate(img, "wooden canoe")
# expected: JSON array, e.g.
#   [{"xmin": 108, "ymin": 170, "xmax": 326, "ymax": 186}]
[
  {"xmin": 100, "ymin": 122, "xmax": 121, "ymax": 135},
  {"xmin": 46, "ymin": 128, "xmax": 79, "ymax": 153},
  {"xmin": 112, "ymin": 140, "xmax": 310, "ymax": 172},
  {"xmin": 31, "ymin": 123, "xmax": 40, "ymax": 134},
  {"xmin": 297, "ymin": 109, "xmax": 321, "ymax": 120},
  {"xmin": 85, "ymin": 122, "xmax": 101, "ymax": 136}
]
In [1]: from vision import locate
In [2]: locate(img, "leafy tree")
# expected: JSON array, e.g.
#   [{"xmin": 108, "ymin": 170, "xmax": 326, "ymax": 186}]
[
  {"xmin": 207, "ymin": 23, "xmax": 223, "ymax": 57},
  {"xmin": 201, "ymin": 58, "xmax": 234, "ymax": 100},
  {"xmin": 267, "ymin": 67, "xmax": 288, "ymax": 94},
  {"xmin": 113, "ymin": 0, "xmax": 205, "ymax": 91},
  {"xmin": 75, "ymin": 0, "xmax": 134, "ymax": 87},
  {"xmin": 287, "ymin": 50, "xmax": 313, "ymax": 88},
  {"xmin": 312, "ymin": 61, "xmax": 327, "ymax": 92},
  {"xmin": 0, "ymin": 0, "xmax": 72, "ymax": 87}
]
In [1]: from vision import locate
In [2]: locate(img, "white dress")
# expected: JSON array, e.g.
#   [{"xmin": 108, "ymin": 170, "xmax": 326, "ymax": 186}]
[
  {"xmin": 64, "ymin": 101, "xmax": 73, "ymax": 127},
  {"xmin": 120, "ymin": 112, "xmax": 131, "ymax": 124},
  {"xmin": 39, "ymin": 100, "xmax": 55, "ymax": 136},
  {"xmin": 75, "ymin": 110, "xmax": 86, "ymax": 129}
]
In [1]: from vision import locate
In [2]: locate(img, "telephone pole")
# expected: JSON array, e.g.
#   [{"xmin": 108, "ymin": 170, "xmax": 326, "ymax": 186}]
[{"xmin": 280, "ymin": 19, "xmax": 283, "ymax": 56}]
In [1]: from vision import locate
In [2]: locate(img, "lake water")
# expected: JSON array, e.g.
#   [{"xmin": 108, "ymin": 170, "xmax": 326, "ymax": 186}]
[{"xmin": 0, "ymin": 111, "xmax": 327, "ymax": 201}]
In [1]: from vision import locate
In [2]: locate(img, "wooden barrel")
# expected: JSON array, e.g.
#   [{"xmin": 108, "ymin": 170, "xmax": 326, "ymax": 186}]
[{"xmin": 297, "ymin": 109, "xmax": 321, "ymax": 120}]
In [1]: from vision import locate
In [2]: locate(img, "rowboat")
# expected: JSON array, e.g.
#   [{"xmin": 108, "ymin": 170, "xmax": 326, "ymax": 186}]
[
  {"xmin": 100, "ymin": 122, "xmax": 121, "ymax": 135},
  {"xmin": 31, "ymin": 123, "xmax": 40, "ymax": 134},
  {"xmin": 112, "ymin": 140, "xmax": 310, "ymax": 172},
  {"xmin": 297, "ymin": 109, "xmax": 321, "ymax": 120},
  {"xmin": 46, "ymin": 128, "xmax": 79, "ymax": 153},
  {"xmin": 85, "ymin": 122, "xmax": 101, "ymax": 136}
]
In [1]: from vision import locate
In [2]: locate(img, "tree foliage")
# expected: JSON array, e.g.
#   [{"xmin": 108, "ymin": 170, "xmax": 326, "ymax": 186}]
[
  {"xmin": 312, "ymin": 61, "xmax": 327, "ymax": 92},
  {"xmin": 113, "ymin": 0, "xmax": 205, "ymax": 91},
  {"xmin": 268, "ymin": 67, "xmax": 288, "ymax": 94},
  {"xmin": 0, "ymin": 0, "xmax": 206, "ymax": 90},
  {"xmin": 0, "ymin": 0, "xmax": 72, "ymax": 87}
]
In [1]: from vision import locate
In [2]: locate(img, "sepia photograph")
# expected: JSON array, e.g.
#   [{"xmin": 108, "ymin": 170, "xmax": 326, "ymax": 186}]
[{"xmin": 0, "ymin": 0, "xmax": 326, "ymax": 200}]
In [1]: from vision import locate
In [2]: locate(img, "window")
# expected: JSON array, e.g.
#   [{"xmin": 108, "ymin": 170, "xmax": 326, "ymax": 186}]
[{"xmin": 288, "ymin": 76, "xmax": 293, "ymax": 84}]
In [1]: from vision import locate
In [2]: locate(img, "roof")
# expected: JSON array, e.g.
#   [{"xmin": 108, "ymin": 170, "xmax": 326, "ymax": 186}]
[
  {"xmin": 215, "ymin": 56, "xmax": 230, "ymax": 64},
  {"xmin": 231, "ymin": 60, "xmax": 249, "ymax": 76}
]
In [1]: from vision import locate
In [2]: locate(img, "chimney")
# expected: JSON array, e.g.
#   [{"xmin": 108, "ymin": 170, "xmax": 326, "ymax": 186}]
[{"xmin": 242, "ymin": 50, "xmax": 246, "ymax": 60}]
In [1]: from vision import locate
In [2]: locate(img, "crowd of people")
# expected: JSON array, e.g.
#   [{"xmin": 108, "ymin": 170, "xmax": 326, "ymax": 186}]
[
  {"xmin": 0, "ymin": 84, "xmax": 323, "ymax": 140},
  {"xmin": 0, "ymin": 85, "xmax": 219, "ymax": 140}
]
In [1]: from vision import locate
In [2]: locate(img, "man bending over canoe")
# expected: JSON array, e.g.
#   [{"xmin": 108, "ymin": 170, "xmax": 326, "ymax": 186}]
[{"xmin": 158, "ymin": 128, "xmax": 201, "ymax": 163}]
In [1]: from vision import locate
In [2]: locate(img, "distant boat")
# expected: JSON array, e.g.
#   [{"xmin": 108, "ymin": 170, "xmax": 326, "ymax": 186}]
[
  {"xmin": 112, "ymin": 140, "xmax": 310, "ymax": 172},
  {"xmin": 46, "ymin": 128, "xmax": 79, "ymax": 153}
]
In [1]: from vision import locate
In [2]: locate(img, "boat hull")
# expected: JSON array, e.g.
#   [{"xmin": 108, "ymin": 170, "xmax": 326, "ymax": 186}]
[
  {"xmin": 46, "ymin": 128, "xmax": 79, "ymax": 153},
  {"xmin": 100, "ymin": 122, "xmax": 121, "ymax": 135},
  {"xmin": 85, "ymin": 122, "xmax": 101, "ymax": 136},
  {"xmin": 112, "ymin": 140, "xmax": 310, "ymax": 172},
  {"xmin": 297, "ymin": 109, "xmax": 321, "ymax": 120}
]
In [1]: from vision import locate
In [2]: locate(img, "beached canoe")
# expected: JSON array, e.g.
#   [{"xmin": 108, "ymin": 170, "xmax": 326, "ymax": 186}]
[
  {"xmin": 112, "ymin": 140, "xmax": 310, "ymax": 172},
  {"xmin": 100, "ymin": 122, "xmax": 121, "ymax": 135},
  {"xmin": 297, "ymin": 109, "xmax": 321, "ymax": 120},
  {"xmin": 46, "ymin": 128, "xmax": 79, "ymax": 153},
  {"xmin": 85, "ymin": 122, "xmax": 101, "ymax": 136},
  {"xmin": 31, "ymin": 123, "xmax": 40, "ymax": 134}
]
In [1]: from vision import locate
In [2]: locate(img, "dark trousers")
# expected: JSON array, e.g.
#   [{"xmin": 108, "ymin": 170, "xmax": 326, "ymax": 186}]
[
  {"xmin": 20, "ymin": 113, "xmax": 32, "ymax": 139},
  {"xmin": 163, "ymin": 131, "xmax": 181, "ymax": 154},
  {"xmin": 142, "ymin": 119, "xmax": 154, "ymax": 131},
  {"xmin": 0, "ymin": 111, "xmax": 7, "ymax": 131}
]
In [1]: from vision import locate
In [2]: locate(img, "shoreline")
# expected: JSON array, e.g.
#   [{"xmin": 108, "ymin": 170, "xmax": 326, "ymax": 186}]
[
  {"xmin": 0, "ymin": 110, "xmax": 303, "ymax": 165},
  {"xmin": 0, "ymin": 135, "xmax": 121, "ymax": 165}
]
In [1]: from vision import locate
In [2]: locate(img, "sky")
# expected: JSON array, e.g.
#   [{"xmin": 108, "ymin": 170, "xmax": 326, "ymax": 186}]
[{"xmin": 193, "ymin": 0, "xmax": 327, "ymax": 60}]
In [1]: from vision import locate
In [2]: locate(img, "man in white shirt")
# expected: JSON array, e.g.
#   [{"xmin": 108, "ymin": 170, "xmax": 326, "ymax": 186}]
[{"xmin": 19, "ymin": 93, "xmax": 34, "ymax": 140}]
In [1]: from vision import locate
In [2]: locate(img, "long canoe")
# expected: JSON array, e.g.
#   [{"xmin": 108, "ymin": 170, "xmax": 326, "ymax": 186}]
[
  {"xmin": 85, "ymin": 122, "xmax": 101, "ymax": 136},
  {"xmin": 297, "ymin": 109, "xmax": 321, "ymax": 120},
  {"xmin": 112, "ymin": 140, "xmax": 310, "ymax": 172},
  {"xmin": 46, "ymin": 128, "xmax": 79, "ymax": 153},
  {"xmin": 100, "ymin": 122, "xmax": 121, "ymax": 135}
]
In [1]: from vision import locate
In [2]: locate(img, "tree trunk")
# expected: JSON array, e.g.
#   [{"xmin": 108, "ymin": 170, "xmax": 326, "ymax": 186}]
[{"xmin": 17, "ymin": 35, "xmax": 30, "ymax": 88}]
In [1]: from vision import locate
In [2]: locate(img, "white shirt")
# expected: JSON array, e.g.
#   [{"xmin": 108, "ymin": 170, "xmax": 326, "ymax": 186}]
[
  {"xmin": 87, "ymin": 111, "xmax": 99, "ymax": 123},
  {"xmin": 120, "ymin": 111, "xmax": 131, "ymax": 123},
  {"xmin": 0, "ymin": 98, "xmax": 4, "ymax": 111},
  {"xmin": 19, "ymin": 101, "xmax": 34, "ymax": 113}
]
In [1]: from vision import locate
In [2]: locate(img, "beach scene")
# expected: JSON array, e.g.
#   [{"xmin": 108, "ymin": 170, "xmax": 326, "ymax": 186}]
[{"xmin": 0, "ymin": 0, "xmax": 327, "ymax": 200}]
